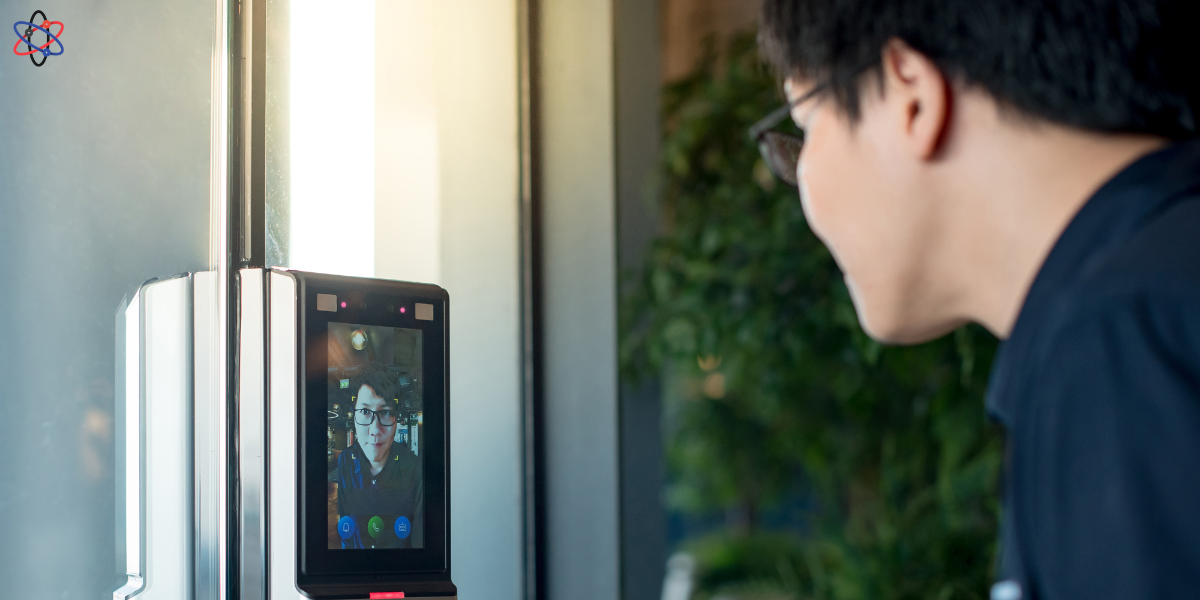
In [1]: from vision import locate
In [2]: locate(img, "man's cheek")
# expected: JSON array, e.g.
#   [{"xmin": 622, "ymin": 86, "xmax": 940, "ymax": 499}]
[{"xmin": 798, "ymin": 166, "xmax": 841, "ymax": 248}]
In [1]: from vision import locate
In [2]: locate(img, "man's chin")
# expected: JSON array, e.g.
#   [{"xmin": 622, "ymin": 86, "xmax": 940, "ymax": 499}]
[
  {"xmin": 363, "ymin": 444, "xmax": 390, "ymax": 462},
  {"xmin": 858, "ymin": 305, "xmax": 962, "ymax": 345},
  {"xmin": 846, "ymin": 277, "xmax": 963, "ymax": 345}
]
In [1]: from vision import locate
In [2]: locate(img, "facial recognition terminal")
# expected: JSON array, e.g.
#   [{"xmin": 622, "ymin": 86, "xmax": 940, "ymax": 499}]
[
  {"xmin": 113, "ymin": 269, "xmax": 455, "ymax": 600},
  {"xmin": 267, "ymin": 270, "xmax": 456, "ymax": 599}
]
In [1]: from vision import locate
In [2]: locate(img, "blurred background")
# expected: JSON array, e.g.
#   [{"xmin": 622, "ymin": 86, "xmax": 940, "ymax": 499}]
[
  {"xmin": 625, "ymin": 2, "xmax": 1002, "ymax": 599},
  {"xmin": 0, "ymin": 0, "xmax": 1001, "ymax": 598}
]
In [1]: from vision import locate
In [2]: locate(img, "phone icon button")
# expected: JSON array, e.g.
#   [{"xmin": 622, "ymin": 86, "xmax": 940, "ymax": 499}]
[{"xmin": 367, "ymin": 515, "xmax": 384, "ymax": 539}]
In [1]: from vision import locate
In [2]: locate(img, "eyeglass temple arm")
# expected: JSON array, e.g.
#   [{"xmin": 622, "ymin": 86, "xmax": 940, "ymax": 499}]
[
  {"xmin": 748, "ymin": 103, "xmax": 795, "ymax": 141},
  {"xmin": 746, "ymin": 82, "xmax": 830, "ymax": 141}
]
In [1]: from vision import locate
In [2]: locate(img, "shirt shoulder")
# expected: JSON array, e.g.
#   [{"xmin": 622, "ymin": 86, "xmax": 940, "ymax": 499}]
[
  {"xmin": 1080, "ymin": 194, "xmax": 1200, "ymax": 297},
  {"xmin": 1013, "ymin": 294, "xmax": 1200, "ymax": 599},
  {"xmin": 1014, "ymin": 217, "xmax": 1200, "ymax": 598},
  {"xmin": 1040, "ymin": 194, "xmax": 1200, "ymax": 353},
  {"xmin": 990, "ymin": 148, "xmax": 1200, "ymax": 598}
]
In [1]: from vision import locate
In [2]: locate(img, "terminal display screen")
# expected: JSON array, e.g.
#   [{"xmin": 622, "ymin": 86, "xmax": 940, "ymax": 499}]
[
  {"xmin": 326, "ymin": 323, "xmax": 425, "ymax": 550},
  {"xmin": 298, "ymin": 271, "xmax": 449, "ymax": 585}
]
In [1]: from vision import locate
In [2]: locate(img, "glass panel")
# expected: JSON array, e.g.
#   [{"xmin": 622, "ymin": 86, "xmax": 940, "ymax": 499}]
[
  {"xmin": 268, "ymin": 0, "xmax": 441, "ymax": 283},
  {"xmin": 287, "ymin": 0, "xmax": 376, "ymax": 277},
  {"xmin": 0, "ymin": 1, "xmax": 215, "ymax": 596}
]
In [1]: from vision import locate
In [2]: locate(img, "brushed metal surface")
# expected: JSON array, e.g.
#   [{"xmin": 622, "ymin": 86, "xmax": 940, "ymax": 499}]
[
  {"xmin": 267, "ymin": 270, "xmax": 300, "ymax": 599},
  {"xmin": 194, "ymin": 271, "xmax": 227, "ymax": 600},
  {"xmin": 240, "ymin": 269, "xmax": 267, "ymax": 600},
  {"xmin": 117, "ymin": 275, "xmax": 196, "ymax": 599},
  {"xmin": 114, "ymin": 290, "xmax": 144, "ymax": 600}
]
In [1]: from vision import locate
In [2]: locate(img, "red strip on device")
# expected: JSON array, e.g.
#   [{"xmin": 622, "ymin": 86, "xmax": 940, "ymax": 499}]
[{"xmin": 369, "ymin": 593, "xmax": 404, "ymax": 599}]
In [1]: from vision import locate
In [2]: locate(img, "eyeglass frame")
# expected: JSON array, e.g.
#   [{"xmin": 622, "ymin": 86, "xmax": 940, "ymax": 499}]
[
  {"xmin": 747, "ymin": 81, "xmax": 831, "ymax": 188},
  {"xmin": 353, "ymin": 406, "xmax": 399, "ymax": 427}
]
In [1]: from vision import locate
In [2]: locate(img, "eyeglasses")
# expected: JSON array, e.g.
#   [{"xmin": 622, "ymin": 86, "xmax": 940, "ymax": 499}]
[
  {"xmin": 354, "ymin": 407, "xmax": 398, "ymax": 427},
  {"xmin": 747, "ymin": 82, "xmax": 829, "ymax": 188}
]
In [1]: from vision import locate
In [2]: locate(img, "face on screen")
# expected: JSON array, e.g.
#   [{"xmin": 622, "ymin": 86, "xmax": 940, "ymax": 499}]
[
  {"xmin": 328, "ymin": 323, "xmax": 424, "ymax": 550},
  {"xmin": 354, "ymin": 384, "xmax": 396, "ymax": 464}
]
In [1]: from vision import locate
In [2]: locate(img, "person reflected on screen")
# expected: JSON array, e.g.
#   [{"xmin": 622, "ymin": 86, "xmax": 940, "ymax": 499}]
[{"xmin": 335, "ymin": 362, "xmax": 422, "ymax": 549}]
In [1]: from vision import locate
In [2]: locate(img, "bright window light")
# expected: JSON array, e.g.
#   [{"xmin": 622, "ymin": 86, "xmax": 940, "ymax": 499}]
[{"xmin": 289, "ymin": 0, "xmax": 376, "ymax": 277}]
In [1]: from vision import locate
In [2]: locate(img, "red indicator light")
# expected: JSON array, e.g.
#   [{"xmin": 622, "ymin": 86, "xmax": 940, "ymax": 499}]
[
  {"xmin": 341, "ymin": 301, "xmax": 347, "ymax": 308},
  {"xmin": 369, "ymin": 593, "xmax": 405, "ymax": 599},
  {"xmin": 400, "ymin": 307, "xmax": 406, "ymax": 313}
]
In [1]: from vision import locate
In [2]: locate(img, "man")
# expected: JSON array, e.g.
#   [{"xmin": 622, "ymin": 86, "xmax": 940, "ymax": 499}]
[
  {"xmin": 756, "ymin": 1, "xmax": 1200, "ymax": 598},
  {"xmin": 335, "ymin": 362, "xmax": 423, "ymax": 549}
]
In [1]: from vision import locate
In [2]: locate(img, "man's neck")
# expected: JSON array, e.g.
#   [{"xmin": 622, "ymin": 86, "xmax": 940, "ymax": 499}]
[
  {"xmin": 359, "ymin": 444, "xmax": 388, "ymax": 477},
  {"xmin": 368, "ymin": 455, "xmax": 387, "ymax": 477},
  {"xmin": 940, "ymin": 116, "xmax": 1167, "ymax": 338}
]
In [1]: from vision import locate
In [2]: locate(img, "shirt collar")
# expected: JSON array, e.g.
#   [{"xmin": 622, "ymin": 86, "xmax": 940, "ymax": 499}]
[{"xmin": 352, "ymin": 441, "xmax": 397, "ymax": 476}]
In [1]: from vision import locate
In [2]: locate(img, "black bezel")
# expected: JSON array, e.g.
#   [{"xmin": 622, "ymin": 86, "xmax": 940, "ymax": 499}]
[{"xmin": 294, "ymin": 271, "xmax": 454, "ymax": 595}]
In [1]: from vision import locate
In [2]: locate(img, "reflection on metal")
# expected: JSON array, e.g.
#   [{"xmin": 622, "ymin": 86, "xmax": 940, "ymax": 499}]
[
  {"xmin": 240, "ymin": 269, "xmax": 267, "ymax": 600},
  {"xmin": 267, "ymin": 270, "xmax": 300, "ymax": 599},
  {"xmin": 241, "ymin": 0, "xmax": 255, "ymax": 264},
  {"xmin": 115, "ymin": 290, "xmax": 144, "ymax": 600},
  {"xmin": 115, "ymin": 275, "xmax": 196, "ymax": 600},
  {"xmin": 210, "ymin": 0, "xmax": 231, "ymax": 273},
  {"xmin": 113, "ymin": 574, "xmax": 145, "ymax": 600},
  {"xmin": 195, "ymin": 271, "xmax": 228, "ymax": 600}
]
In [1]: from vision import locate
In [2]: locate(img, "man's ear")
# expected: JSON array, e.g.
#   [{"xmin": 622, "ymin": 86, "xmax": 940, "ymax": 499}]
[{"xmin": 880, "ymin": 38, "xmax": 950, "ymax": 159}]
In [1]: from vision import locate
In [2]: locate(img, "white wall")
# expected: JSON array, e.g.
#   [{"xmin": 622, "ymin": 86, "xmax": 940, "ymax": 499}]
[
  {"xmin": 431, "ymin": 1, "xmax": 524, "ymax": 597},
  {"xmin": 373, "ymin": 1, "xmax": 526, "ymax": 598},
  {"xmin": 375, "ymin": 0, "xmax": 441, "ymax": 286},
  {"xmin": 540, "ymin": 1, "xmax": 622, "ymax": 599}
]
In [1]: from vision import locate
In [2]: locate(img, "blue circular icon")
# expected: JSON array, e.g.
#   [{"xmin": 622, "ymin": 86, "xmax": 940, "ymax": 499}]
[
  {"xmin": 337, "ymin": 516, "xmax": 355, "ymax": 540},
  {"xmin": 394, "ymin": 516, "xmax": 411, "ymax": 539}
]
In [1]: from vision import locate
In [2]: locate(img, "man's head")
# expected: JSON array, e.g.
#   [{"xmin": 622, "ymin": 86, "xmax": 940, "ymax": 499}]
[
  {"xmin": 759, "ymin": 0, "xmax": 1199, "ymax": 342},
  {"xmin": 353, "ymin": 362, "xmax": 400, "ymax": 463}
]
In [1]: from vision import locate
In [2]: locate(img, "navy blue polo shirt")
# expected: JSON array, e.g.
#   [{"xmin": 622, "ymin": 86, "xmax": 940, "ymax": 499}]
[{"xmin": 988, "ymin": 140, "xmax": 1200, "ymax": 600}]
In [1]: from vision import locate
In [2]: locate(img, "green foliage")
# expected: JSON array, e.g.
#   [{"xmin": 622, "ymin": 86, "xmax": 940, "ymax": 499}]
[{"xmin": 619, "ymin": 34, "xmax": 1004, "ymax": 600}]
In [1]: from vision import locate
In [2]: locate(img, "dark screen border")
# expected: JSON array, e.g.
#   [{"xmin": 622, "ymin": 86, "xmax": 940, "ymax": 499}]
[{"xmin": 296, "ymin": 272, "xmax": 449, "ymax": 578}]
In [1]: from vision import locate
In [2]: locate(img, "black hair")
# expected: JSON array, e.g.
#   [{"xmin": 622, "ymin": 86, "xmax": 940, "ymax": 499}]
[
  {"xmin": 355, "ymin": 361, "xmax": 400, "ymax": 407},
  {"xmin": 759, "ymin": 0, "xmax": 1200, "ymax": 140}
]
